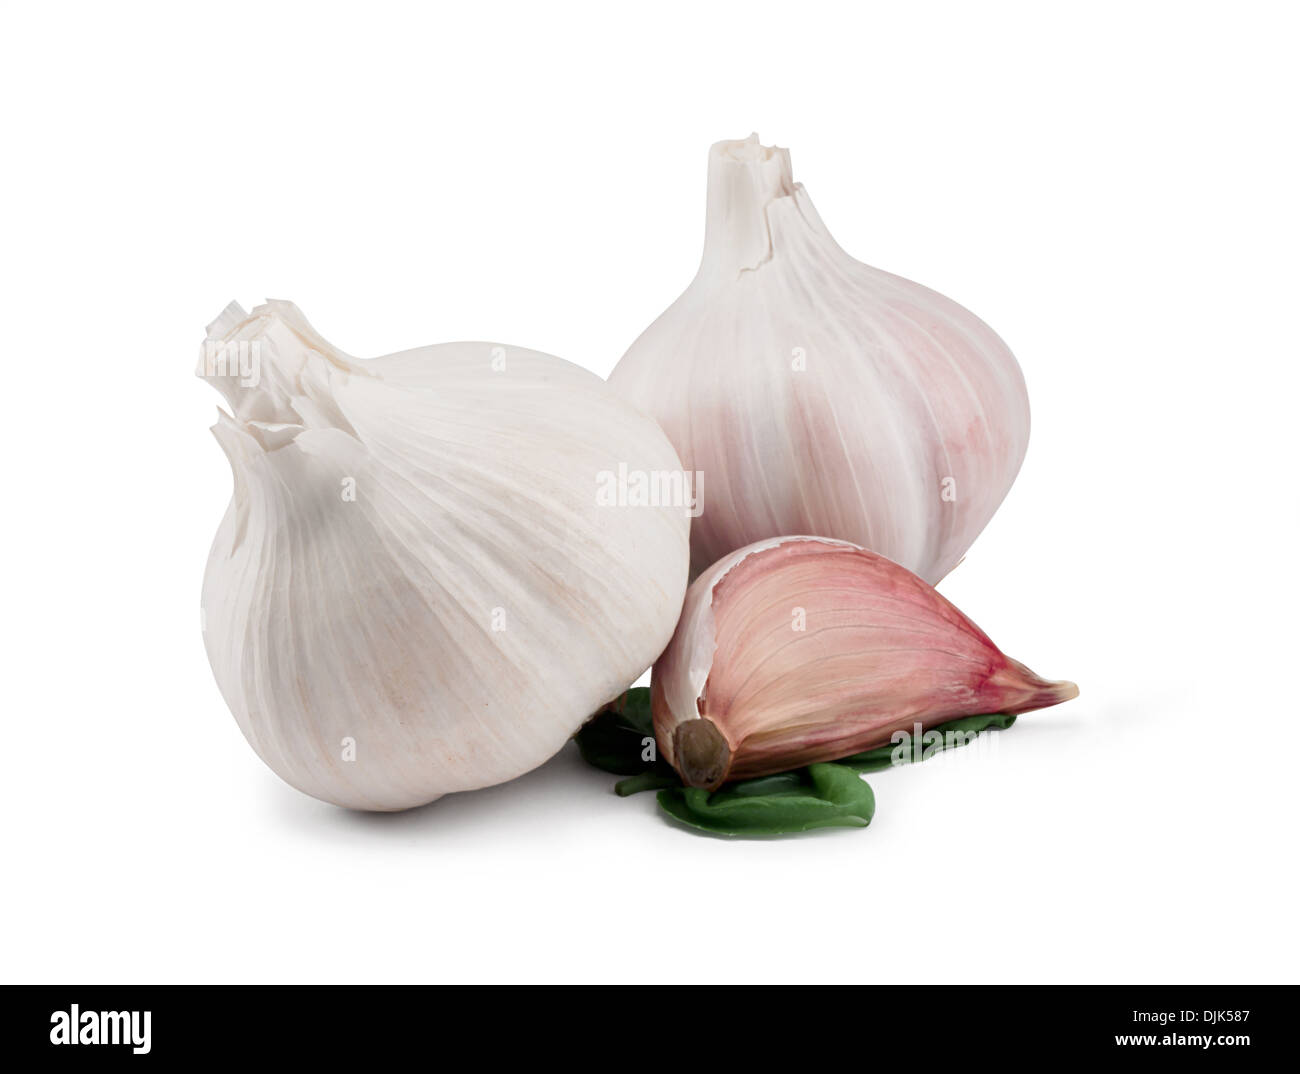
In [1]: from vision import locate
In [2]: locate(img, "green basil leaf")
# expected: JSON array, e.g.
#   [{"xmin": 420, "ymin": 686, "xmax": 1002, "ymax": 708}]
[
  {"xmin": 614, "ymin": 771, "xmax": 680, "ymax": 797},
  {"xmin": 656, "ymin": 763, "xmax": 875, "ymax": 836},
  {"xmin": 574, "ymin": 688, "xmax": 674, "ymax": 778},
  {"xmin": 576, "ymin": 690, "xmax": 1018, "ymax": 837},
  {"xmin": 839, "ymin": 712, "xmax": 1017, "ymax": 772},
  {"xmin": 612, "ymin": 687, "xmax": 654, "ymax": 737}
]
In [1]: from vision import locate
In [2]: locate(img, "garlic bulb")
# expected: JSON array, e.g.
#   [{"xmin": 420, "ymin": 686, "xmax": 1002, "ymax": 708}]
[
  {"xmin": 610, "ymin": 134, "xmax": 1031, "ymax": 583},
  {"xmin": 199, "ymin": 300, "xmax": 689, "ymax": 810},
  {"xmin": 652, "ymin": 537, "xmax": 1076, "ymax": 789}
]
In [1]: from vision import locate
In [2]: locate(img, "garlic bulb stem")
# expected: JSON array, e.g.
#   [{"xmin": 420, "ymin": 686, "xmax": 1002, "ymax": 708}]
[{"xmin": 701, "ymin": 138, "xmax": 796, "ymax": 279}]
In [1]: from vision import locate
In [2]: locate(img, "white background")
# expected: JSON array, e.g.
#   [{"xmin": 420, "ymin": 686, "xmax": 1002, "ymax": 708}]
[{"xmin": 2, "ymin": 1, "xmax": 1296, "ymax": 984}]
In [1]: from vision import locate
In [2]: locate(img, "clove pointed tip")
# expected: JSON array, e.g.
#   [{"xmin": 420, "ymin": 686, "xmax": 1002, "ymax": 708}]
[{"xmin": 995, "ymin": 661, "xmax": 1080, "ymax": 715}]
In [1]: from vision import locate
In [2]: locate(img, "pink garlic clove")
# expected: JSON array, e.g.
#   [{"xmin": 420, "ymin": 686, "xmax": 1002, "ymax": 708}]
[{"xmin": 651, "ymin": 536, "xmax": 1077, "ymax": 789}]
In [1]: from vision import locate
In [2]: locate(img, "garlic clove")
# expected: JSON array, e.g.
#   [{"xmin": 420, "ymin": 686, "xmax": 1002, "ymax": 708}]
[
  {"xmin": 651, "ymin": 537, "xmax": 1077, "ymax": 789},
  {"xmin": 611, "ymin": 134, "xmax": 1031, "ymax": 584},
  {"xmin": 199, "ymin": 301, "xmax": 690, "ymax": 810}
]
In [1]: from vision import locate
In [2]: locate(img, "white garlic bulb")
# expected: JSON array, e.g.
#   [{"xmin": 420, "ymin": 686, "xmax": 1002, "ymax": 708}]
[
  {"xmin": 610, "ymin": 134, "xmax": 1031, "ymax": 583},
  {"xmin": 199, "ymin": 300, "xmax": 689, "ymax": 811}
]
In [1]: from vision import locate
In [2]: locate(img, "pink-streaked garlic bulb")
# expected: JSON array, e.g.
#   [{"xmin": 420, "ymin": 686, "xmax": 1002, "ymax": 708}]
[
  {"xmin": 651, "ymin": 537, "xmax": 1076, "ymax": 789},
  {"xmin": 610, "ymin": 134, "xmax": 1031, "ymax": 583}
]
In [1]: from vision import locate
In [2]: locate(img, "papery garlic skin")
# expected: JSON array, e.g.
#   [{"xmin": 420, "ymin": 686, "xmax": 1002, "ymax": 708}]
[
  {"xmin": 651, "ymin": 537, "xmax": 1076, "ymax": 789},
  {"xmin": 610, "ymin": 135, "xmax": 1030, "ymax": 583},
  {"xmin": 200, "ymin": 301, "xmax": 689, "ymax": 811}
]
